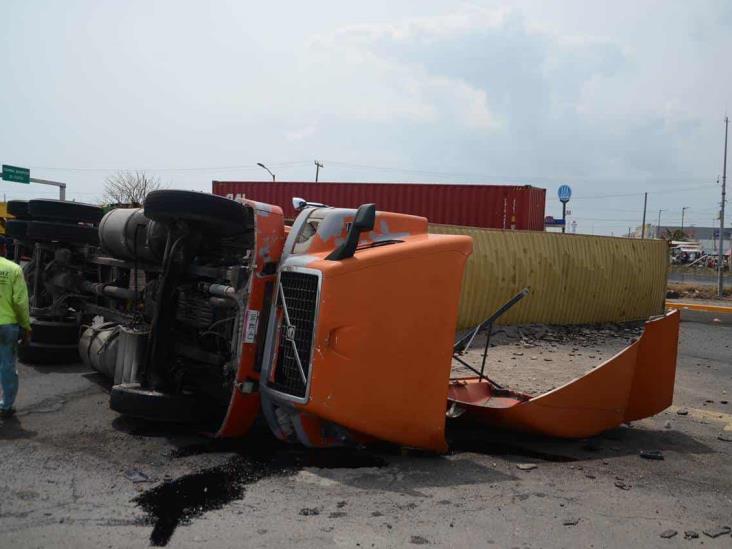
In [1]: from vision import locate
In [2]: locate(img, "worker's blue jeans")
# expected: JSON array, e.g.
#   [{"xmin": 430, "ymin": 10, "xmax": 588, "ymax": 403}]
[{"xmin": 0, "ymin": 324, "xmax": 20, "ymax": 411}]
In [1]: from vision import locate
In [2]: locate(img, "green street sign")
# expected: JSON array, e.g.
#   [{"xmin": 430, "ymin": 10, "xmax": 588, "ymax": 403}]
[{"xmin": 2, "ymin": 164, "xmax": 30, "ymax": 184}]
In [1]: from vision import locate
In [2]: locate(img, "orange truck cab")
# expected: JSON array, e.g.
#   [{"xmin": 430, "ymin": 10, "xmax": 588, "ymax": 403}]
[{"xmin": 259, "ymin": 203, "xmax": 473, "ymax": 452}]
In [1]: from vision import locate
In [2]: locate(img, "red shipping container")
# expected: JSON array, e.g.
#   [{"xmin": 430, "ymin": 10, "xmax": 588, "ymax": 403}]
[{"xmin": 212, "ymin": 181, "xmax": 546, "ymax": 231}]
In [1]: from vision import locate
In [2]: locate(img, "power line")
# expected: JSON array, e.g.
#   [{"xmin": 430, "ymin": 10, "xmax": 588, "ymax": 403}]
[{"xmin": 26, "ymin": 160, "xmax": 312, "ymax": 173}]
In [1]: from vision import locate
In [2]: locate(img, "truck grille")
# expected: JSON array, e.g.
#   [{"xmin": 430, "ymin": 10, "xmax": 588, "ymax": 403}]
[{"xmin": 272, "ymin": 271, "xmax": 319, "ymax": 398}]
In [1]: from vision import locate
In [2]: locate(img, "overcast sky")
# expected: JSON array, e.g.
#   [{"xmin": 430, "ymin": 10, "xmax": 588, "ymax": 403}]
[{"xmin": 1, "ymin": 0, "xmax": 730, "ymax": 235}]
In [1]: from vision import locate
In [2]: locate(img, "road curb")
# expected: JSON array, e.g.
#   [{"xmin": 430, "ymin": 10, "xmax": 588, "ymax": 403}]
[{"xmin": 666, "ymin": 301, "xmax": 732, "ymax": 314}]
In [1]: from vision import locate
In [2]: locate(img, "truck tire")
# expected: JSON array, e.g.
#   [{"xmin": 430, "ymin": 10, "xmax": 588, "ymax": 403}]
[
  {"xmin": 29, "ymin": 318, "xmax": 80, "ymax": 345},
  {"xmin": 5, "ymin": 220, "xmax": 29, "ymax": 240},
  {"xmin": 110, "ymin": 383, "xmax": 197, "ymax": 423},
  {"xmin": 144, "ymin": 190, "xmax": 253, "ymax": 235},
  {"xmin": 26, "ymin": 220, "xmax": 100, "ymax": 245},
  {"xmin": 28, "ymin": 199, "xmax": 103, "ymax": 224},
  {"xmin": 18, "ymin": 342, "xmax": 80, "ymax": 365},
  {"xmin": 7, "ymin": 200, "xmax": 31, "ymax": 220}
]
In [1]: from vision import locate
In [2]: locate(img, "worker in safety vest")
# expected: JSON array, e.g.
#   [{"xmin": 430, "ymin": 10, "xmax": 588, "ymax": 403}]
[{"xmin": 0, "ymin": 238, "xmax": 31, "ymax": 418}]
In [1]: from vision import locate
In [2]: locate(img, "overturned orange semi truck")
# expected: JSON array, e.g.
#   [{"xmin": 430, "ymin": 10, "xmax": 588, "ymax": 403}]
[{"xmin": 5, "ymin": 193, "xmax": 679, "ymax": 452}]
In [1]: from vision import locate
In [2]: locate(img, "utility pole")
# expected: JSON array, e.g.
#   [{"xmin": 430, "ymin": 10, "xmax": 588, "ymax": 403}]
[
  {"xmin": 719, "ymin": 116, "xmax": 728, "ymax": 297},
  {"xmin": 641, "ymin": 192, "xmax": 648, "ymax": 239},
  {"xmin": 656, "ymin": 209, "xmax": 664, "ymax": 238},
  {"xmin": 314, "ymin": 160, "xmax": 324, "ymax": 182},
  {"xmin": 681, "ymin": 206, "xmax": 689, "ymax": 233}
]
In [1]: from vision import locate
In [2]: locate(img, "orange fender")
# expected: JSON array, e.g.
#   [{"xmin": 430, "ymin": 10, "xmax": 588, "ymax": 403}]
[{"xmin": 448, "ymin": 310, "xmax": 680, "ymax": 438}]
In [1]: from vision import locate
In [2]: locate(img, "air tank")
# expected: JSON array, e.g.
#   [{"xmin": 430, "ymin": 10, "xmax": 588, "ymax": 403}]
[
  {"xmin": 98, "ymin": 208, "xmax": 166, "ymax": 263},
  {"xmin": 79, "ymin": 323, "xmax": 119, "ymax": 379}
]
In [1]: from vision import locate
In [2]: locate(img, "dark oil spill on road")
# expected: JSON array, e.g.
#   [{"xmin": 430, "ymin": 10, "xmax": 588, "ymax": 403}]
[
  {"xmin": 135, "ymin": 425, "xmax": 579, "ymax": 546},
  {"xmin": 134, "ymin": 436, "xmax": 386, "ymax": 546}
]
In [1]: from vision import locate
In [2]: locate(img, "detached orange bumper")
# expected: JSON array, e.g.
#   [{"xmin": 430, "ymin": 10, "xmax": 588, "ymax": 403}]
[{"xmin": 448, "ymin": 310, "xmax": 680, "ymax": 438}]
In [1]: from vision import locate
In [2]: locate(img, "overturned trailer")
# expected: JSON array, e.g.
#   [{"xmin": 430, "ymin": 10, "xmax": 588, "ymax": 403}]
[{"xmin": 6, "ymin": 193, "xmax": 680, "ymax": 451}]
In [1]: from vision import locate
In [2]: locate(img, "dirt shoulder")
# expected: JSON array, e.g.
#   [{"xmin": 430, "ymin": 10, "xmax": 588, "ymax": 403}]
[{"xmin": 667, "ymin": 282, "xmax": 732, "ymax": 302}]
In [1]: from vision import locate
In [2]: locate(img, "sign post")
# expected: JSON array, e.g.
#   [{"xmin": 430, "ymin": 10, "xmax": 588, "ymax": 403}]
[
  {"xmin": 558, "ymin": 185, "xmax": 572, "ymax": 234},
  {"xmin": 1, "ymin": 164, "xmax": 66, "ymax": 200}
]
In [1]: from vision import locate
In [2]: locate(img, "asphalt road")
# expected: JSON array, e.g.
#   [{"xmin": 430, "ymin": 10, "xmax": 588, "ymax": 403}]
[{"xmin": 0, "ymin": 310, "xmax": 730, "ymax": 548}]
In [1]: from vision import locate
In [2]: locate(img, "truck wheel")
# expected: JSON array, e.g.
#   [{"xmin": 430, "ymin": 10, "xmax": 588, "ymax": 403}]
[
  {"xmin": 29, "ymin": 318, "xmax": 80, "ymax": 345},
  {"xmin": 5, "ymin": 220, "xmax": 29, "ymax": 240},
  {"xmin": 144, "ymin": 190, "xmax": 253, "ymax": 235},
  {"xmin": 26, "ymin": 220, "xmax": 100, "ymax": 245},
  {"xmin": 18, "ymin": 342, "xmax": 80, "ymax": 364},
  {"xmin": 28, "ymin": 199, "xmax": 103, "ymax": 224},
  {"xmin": 110, "ymin": 383, "xmax": 197, "ymax": 423},
  {"xmin": 7, "ymin": 200, "xmax": 31, "ymax": 220}
]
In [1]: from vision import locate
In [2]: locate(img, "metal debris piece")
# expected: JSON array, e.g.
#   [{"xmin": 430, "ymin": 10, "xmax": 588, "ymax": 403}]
[{"xmin": 124, "ymin": 469, "xmax": 151, "ymax": 483}]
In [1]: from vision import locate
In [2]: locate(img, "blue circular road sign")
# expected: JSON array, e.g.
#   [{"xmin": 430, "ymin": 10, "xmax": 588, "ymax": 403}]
[{"xmin": 558, "ymin": 185, "xmax": 572, "ymax": 203}]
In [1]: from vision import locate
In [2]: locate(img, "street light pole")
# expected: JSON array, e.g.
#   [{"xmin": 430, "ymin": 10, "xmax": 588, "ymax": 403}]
[
  {"xmin": 656, "ymin": 209, "xmax": 664, "ymax": 238},
  {"xmin": 681, "ymin": 206, "xmax": 689, "ymax": 233},
  {"xmin": 256, "ymin": 163, "xmax": 275, "ymax": 182}
]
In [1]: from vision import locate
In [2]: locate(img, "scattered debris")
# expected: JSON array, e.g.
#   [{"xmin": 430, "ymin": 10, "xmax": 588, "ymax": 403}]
[
  {"xmin": 614, "ymin": 480, "xmax": 630, "ymax": 490},
  {"xmin": 453, "ymin": 321, "xmax": 643, "ymax": 395},
  {"xmin": 329, "ymin": 512, "xmax": 347, "ymax": 519},
  {"xmin": 659, "ymin": 529, "xmax": 677, "ymax": 539},
  {"xmin": 639, "ymin": 450, "xmax": 664, "ymax": 461},
  {"xmin": 299, "ymin": 507, "xmax": 321, "ymax": 516},
  {"xmin": 683, "ymin": 530, "xmax": 699, "ymax": 540},
  {"xmin": 702, "ymin": 526, "xmax": 731, "ymax": 538},
  {"xmin": 563, "ymin": 518, "xmax": 580, "ymax": 526},
  {"xmin": 676, "ymin": 408, "xmax": 689, "ymax": 416},
  {"xmin": 410, "ymin": 535, "xmax": 430, "ymax": 545},
  {"xmin": 516, "ymin": 463, "xmax": 538, "ymax": 471}
]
